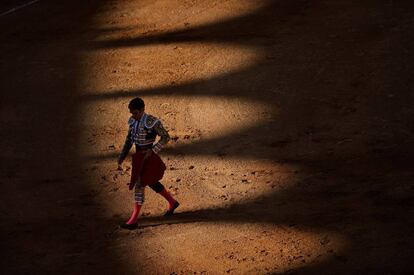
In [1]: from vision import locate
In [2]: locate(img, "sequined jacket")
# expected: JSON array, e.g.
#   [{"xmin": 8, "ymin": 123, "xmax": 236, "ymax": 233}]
[{"xmin": 118, "ymin": 113, "xmax": 170, "ymax": 164}]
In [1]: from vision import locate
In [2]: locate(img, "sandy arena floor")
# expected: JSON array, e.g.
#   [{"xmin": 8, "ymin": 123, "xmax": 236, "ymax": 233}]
[{"xmin": 1, "ymin": 0, "xmax": 413, "ymax": 274}]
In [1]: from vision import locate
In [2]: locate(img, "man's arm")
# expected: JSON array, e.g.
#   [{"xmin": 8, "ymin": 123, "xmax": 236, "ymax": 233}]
[
  {"xmin": 152, "ymin": 120, "xmax": 170, "ymax": 154},
  {"xmin": 118, "ymin": 130, "xmax": 132, "ymax": 166}
]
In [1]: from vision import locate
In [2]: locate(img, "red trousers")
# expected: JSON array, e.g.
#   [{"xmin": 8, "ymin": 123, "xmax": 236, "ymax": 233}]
[{"xmin": 129, "ymin": 151, "xmax": 166, "ymax": 190}]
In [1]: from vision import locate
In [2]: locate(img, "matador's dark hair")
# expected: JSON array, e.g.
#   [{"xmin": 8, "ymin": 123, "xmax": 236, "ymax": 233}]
[{"xmin": 128, "ymin": 97, "xmax": 145, "ymax": 110}]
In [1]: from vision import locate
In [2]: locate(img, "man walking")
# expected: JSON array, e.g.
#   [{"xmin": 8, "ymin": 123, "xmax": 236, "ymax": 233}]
[{"xmin": 118, "ymin": 97, "xmax": 179, "ymax": 229}]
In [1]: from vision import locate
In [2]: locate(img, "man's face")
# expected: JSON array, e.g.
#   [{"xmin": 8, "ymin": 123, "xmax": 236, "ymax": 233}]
[{"xmin": 130, "ymin": 108, "xmax": 144, "ymax": 120}]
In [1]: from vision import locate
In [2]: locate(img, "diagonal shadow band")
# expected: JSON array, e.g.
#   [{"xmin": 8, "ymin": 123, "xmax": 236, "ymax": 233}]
[{"xmin": 87, "ymin": 0, "xmax": 297, "ymax": 50}]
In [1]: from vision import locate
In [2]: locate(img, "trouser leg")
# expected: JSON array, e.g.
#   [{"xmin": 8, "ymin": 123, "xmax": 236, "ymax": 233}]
[{"xmin": 134, "ymin": 181, "xmax": 145, "ymax": 205}]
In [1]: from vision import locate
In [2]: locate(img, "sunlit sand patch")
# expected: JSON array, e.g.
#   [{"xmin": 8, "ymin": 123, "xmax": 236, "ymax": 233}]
[
  {"xmin": 92, "ymin": 0, "xmax": 269, "ymax": 36},
  {"xmin": 113, "ymin": 223, "xmax": 348, "ymax": 274},
  {"xmin": 82, "ymin": 42, "xmax": 261, "ymax": 92},
  {"xmin": 146, "ymin": 95, "xmax": 274, "ymax": 139},
  {"xmin": 159, "ymin": 156, "xmax": 301, "ymax": 209}
]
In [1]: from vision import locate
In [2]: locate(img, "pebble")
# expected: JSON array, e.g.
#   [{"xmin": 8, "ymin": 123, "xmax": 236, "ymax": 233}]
[
  {"xmin": 320, "ymin": 236, "xmax": 330, "ymax": 245},
  {"xmin": 219, "ymin": 195, "xmax": 228, "ymax": 200}
]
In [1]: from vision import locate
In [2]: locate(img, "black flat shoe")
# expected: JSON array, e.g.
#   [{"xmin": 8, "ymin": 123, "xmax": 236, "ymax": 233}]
[
  {"xmin": 164, "ymin": 201, "xmax": 180, "ymax": 216},
  {"xmin": 120, "ymin": 223, "xmax": 138, "ymax": 230}
]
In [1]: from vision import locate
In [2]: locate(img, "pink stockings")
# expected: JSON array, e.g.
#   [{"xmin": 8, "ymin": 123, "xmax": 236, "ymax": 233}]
[
  {"xmin": 159, "ymin": 189, "xmax": 177, "ymax": 211},
  {"xmin": 126, "ymin": 202, "xmax": 142, "ymax": 225}
]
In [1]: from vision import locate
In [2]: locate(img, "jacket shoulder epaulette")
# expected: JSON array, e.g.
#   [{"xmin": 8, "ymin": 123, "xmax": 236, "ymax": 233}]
[
  {"xmin": 145, "ymin": 114, "xmax": 159, "ymax": 128},
  {"xmin": 128, "ymin": 117, "xmax": 136, "ymax": 126}
]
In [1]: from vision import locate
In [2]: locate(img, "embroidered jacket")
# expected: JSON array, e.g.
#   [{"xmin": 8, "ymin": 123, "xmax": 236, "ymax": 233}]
[{"xmin": 118, "ymin": 113, "xmax": 170, "ymax": 164}]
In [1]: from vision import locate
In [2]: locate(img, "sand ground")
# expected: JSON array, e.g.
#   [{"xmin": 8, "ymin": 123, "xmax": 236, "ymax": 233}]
[{"xmin": 1, "ymin": 0, "xmax": 413, "ymax": 274}]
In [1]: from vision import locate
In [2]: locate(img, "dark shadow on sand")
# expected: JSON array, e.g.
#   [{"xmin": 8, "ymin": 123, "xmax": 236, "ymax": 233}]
[{"xmin": 0, "ymin": 1, "xmax": 133, "ymax": 274}]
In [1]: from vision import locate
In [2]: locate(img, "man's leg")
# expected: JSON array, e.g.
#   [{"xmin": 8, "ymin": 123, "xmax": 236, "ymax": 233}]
[
  {"xmin": 121, "ymin": 180, "xmax": 145, "ymax": 229},
  {"xmin": 149, "ymin": 182, "xmax": 179, "ymax": 216}
]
